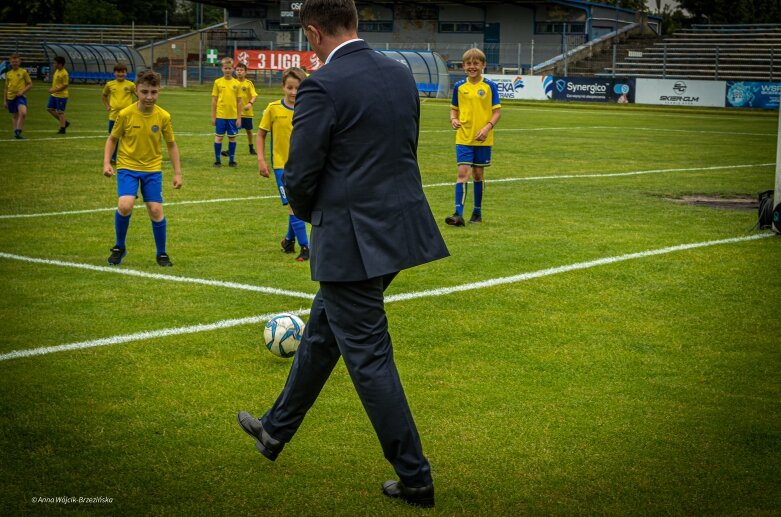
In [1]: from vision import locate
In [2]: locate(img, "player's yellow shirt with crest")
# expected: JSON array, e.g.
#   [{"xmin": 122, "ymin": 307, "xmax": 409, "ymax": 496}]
[
  {"xmin": 111, "ymin": 103, "xmax": 175, "ymax": 172},
  {"xmin": 102, "ymin": 79, "xmax": 136, "ymax": 120},
  {"xmin": 259, "ymin": 99, "xmax": 294, "ymax": 169},
  {"xmin": 211, "ymin": 76, "xmax": 241, "ymax": 119},
  {"xmin": 450, "ymin": 77, "xmax": 501, "ymax": 146},
  {"xmin": 237, "ymin": 79, "xmax": 258, "ymax": 118},
  {"xmin": 51, "ymin": 68, "xmax": 69, "ymax": 98},
  {"xmin": 5, "ymin": 67, "xmax": 32, "ymax": 99}
]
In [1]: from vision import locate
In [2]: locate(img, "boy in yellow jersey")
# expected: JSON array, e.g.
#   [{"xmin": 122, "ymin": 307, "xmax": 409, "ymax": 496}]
[
  {"xmin": 257, "ymin": 67, "xmax": 309, "ymax": 261},
  {"xmin": 102, "ymin": 63, "xmax": 136, "ymax": 164},
  {"xmin": 235, "ymin": 63, "xmax": 258, "ymax": 155},
  {"xmin": 47, "ymin": 56, "xmax": 70, "ymax": 134},
  {"xmin": 445, "ymin": 48, "xmax": 501, "ymax": 227},
  {"xmin": 103, "ymin": 70, "xmax": 182, "ymax": 267},
  {"xmin": 4, "ymin": 53, "xmax": 32, "ymax": 139},
  {"xmin": 211, "ymin": 57, "xmax": 242, "ymax": 167}
]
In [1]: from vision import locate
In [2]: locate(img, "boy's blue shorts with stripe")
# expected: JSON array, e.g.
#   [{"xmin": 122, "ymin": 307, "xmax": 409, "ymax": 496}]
[{"xmin": 456, "ymin": 144, "xmax": 492, "ymax": 167}]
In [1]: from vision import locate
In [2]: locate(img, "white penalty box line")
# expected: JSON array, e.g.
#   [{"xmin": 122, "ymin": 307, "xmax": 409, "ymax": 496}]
[
  {"xmin": 0, "ymin": 232, "xmax": 774, "ymax": 362},
  {"xmin": 0, "ymin": 163, "xmax": 773, "ymax": 220}
]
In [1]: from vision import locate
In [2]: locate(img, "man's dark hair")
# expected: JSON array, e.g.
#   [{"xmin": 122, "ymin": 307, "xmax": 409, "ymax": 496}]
[
  {"xmin": 54, "ymin": 56, "xmax": 65, "ymax": 66},
  {"xmin": 113, "ymin": 62, "xmax": 128, "ymax": 72},
  {"xmin": 136, "ymin": 69, "xmax": 161, "ymax": 87},
  {"xmin": 299, "ymin": 0, "xmax": 358, "ymax": 35}
]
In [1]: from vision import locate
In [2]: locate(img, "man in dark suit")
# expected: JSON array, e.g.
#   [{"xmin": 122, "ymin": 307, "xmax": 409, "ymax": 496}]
[{"xmin": 237, "ymin": 0, "xmax": 449, "ymax": 509}]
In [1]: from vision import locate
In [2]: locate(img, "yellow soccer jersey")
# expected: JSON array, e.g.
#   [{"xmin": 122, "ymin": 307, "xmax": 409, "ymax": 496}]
[
  {"xmin": 451, "ymin": 78, "xmax": 501, "ymax": 146},
  {"xmin": 237, "ymin": 79, "xmax": 258, "ymax": 118},
  {"xmin": 211, "ymin": 76, "xmax": 241, "ymax": 119},
  {"xmin": 111, "ymin": 104, "xmax": 175, "ymax": 172},
  {"xmin": 51, "ymin": 68, "xmax": 69, "ymax": 98},
  {"xmin": 5, "ymin": 67, "xmax": 32, "ymax": 100},
  {"xmin": 102, "ymin": 79, "xmax": 136, "ymax": 121},
  {"xmin": 259, "ymin": 100, "xmax": 294, "ymax": 169}
]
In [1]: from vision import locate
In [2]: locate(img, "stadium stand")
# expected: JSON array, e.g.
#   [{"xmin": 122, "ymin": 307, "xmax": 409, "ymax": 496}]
[
  {"xmin": 603, "ymin": 24, "xmax": 781, "ymax": 81},
  {"xmin": 0, "ymin": 23, "xmax": 190, "ymax": 65}
]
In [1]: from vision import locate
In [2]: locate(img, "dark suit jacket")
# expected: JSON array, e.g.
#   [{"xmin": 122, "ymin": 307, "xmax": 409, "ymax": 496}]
[{"xmin": 284, "ymin": 40, "xmax": 449, "ymax": 282}]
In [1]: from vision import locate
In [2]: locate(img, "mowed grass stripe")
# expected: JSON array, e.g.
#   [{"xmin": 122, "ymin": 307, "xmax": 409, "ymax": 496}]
[
  {"xmin": 0, "ymin": 162, "xmax": 772, "ymax": 220},
  {"xmin": 0, "ymin": 232, "xmax": 771, "ymax": 362}
]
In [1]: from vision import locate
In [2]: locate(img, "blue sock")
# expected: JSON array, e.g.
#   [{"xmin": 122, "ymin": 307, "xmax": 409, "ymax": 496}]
[
  {"xmin": 291, "ymin": 215, "xmax": 309, "ymax": 247},
  {"xmin": 214, "ymin": 142, "xmax": 222, "ymax": 163},
  {"xmin": 473, "ymin": 181, "xmax": 483, "ymax": 215},
  {"xmin": 228, "ymin": 141, "xmax": 237, "ymax": 162},
  {"xmin": 151, "ymin": 218, "xmax": 167, "ymax": 255},
  {"xmin": 455, "ymin": 182, "xmax": 468, "ymax": 216},
  {"xmin": 286, "ymin": 215, "xmax": 295, "ymax": 241},
  {"xmin": 115, "ymin": 211, "xmax": 131, "ymax": 248}
]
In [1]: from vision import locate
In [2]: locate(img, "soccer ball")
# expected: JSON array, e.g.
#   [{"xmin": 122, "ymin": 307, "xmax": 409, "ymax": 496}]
[{"xmin": 263, "ymin": 313, "xmax": 305, "ymax": 358}]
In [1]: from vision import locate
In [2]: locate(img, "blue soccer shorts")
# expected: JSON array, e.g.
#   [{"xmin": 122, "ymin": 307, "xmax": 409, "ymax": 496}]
[
  {"xmin": 240, "ymin": 117, "xmax": 254, "ymax": 131},
  {"xmin": 117, "ymin": 169, "xmax": 164, "ymax": 203},
  {"xmin": 6, "ymin": 96, "xmax": 28, "ymax": 114},
  {"xmin": 456, "ymin": 144, "xmax": 492, "ymax": 168},
  {"xmin": 274, "ymin": 169, "xmax": 289, "ymax": 206},
  {"xmin": 215, "ymin": 118, "xmax": 238, "ymax": 137},
  {"xmin": 47, "ymin": 96, "xmax": 68, "ymax": 112}
]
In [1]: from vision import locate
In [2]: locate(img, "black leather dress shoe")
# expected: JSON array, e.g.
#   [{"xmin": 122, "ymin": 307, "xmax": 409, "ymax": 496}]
[
  {"xmin": 382, "ymin": 480, "xmax": 435, "ymax": 508},
  {"xmin": 237, "ymin": 411, "xmax": 284, "ymax": 461}
]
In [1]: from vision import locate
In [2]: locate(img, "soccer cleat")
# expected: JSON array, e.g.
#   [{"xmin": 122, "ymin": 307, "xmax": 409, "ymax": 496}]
[
  {"xmin": 445, "ymin": 213, "xmax": 465, "ymax": 227},
  {"xmin": 108, "ymin": 246, "xmax": 126, "ymax": 266},
  {"xmin": 213, "ymin": 161, "xmax": 222, "ymax": 168},
  {"xmin": 65, "ymin": 120, "xmax": 70, "ymax": 129},
  {"xmin": 249, "ymin": 148, "xmax": 257, "ymax": 155},
  {"xmin": 228, "ymin": 161, "xmax": 238, "ymax": 168},
  {"xmin": 156, "ymin": 253, "xmax": 173, "ymax": 267},
  {"xmin": 296, "ymin": 246, "xmax": 310, "ymax": 262},
  {"xmin": 280, "ymin": 238, "xmax": 295, "ymax": 254},
  {"xmin": 220, "ymin": 150, "xmax": 229, "ymax": 157},
  {"xmin": 469, "ymin": 212, "xmax": 482, "ymax": 224},
  {"xmin": 14, "ymin": 133, "xmax": 25, "ymax": 140},
  {"xmin": 58, "ymin": 127, "xmax": 66, "ymax": 134}
]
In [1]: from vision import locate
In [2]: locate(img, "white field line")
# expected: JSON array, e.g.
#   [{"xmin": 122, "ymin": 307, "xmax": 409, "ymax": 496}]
[
  {"xmin": 0, "ymin": 163, "xmax": 772, "ymax": 220},
  {"xmin": 0, "ymin": 232, "xmax": 773, "ymax": 362},
  {"xmin": 0, "ymin": 251, "xmax": 315, "ymax": 300}
]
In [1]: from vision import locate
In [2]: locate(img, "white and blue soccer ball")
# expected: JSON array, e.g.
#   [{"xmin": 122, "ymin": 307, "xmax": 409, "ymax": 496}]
[{"xmin": 263, "ymin": 313, "xmax": 305, "ymax": 358}]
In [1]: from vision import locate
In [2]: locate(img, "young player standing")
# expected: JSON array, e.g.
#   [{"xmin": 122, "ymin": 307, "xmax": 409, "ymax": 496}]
[
  {"xmin": 47, "ymin": 56, "xmax": 70, "ymax": 134},
  {"xmin": 102, "ymin": 63, "xmax": 136, "ymax": 164},
  {"xmin": 256, "ymin": 67, "xmax": 310, "ymax": 261},
  {"xmin": 103, "ymin": 70, "xmax": 182, "ymax": 267},
  {"xmin": 4, "ymin": 53, "xmax": 32, "ymax": 139},
  {"xmin": 211, "ymin": 57, "xmax": 242, "ymax": 167},
  {"xmin": 235, "ymin": 63, "xmax": 258, "ymax": 155},
  {"xmin": 445, "ymin": 48, "xmax": 501, "ymax": 227}
]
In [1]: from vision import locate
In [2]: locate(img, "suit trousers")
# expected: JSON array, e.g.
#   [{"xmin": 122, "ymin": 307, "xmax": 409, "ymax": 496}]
[{"xmin": 261, "ymin": 272, "xmax": 432, "ymax": 487}]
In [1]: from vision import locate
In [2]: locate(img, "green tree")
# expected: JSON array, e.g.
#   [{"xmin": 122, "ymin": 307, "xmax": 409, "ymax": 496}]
[
  {"xmin": 0, "ymin": 0, "xmax": 65, "ymax": 23},
  {"xmin": 677, "ymin": 0, "xmax": 781, "ymax": 23},
  {"xmin": 599, "ymin": 0, "xmax": 649, "ymax": 12}
]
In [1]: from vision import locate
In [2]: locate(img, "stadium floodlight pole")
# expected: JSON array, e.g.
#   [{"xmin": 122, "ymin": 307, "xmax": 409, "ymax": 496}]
[{"xmin": 774, "ymin": 110, "xmax": 781, "ymax": 233}]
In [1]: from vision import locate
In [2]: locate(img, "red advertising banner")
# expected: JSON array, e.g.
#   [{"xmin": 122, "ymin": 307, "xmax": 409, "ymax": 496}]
[{"xmin": 234, "ymin": 50, "xmax": 322, "ymax": 71}]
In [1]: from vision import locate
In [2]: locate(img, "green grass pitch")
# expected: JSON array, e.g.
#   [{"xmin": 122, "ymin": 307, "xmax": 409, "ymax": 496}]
[{"xmin": 0, "ymin": 82, "xmax": 779, "ymax": 515}]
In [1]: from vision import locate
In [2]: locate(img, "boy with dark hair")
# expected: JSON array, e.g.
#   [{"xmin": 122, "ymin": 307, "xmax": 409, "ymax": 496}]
[
  {"xmin": 47, "ymin": 56, "xmax": 70, "ymax": 134},
  {"xmin": 103, "ymin": 70, "xmax": 182, "ymax": 267},
  {"xmin": 5, "ymin": 53, "xmax": 32, "ymax": 139}
]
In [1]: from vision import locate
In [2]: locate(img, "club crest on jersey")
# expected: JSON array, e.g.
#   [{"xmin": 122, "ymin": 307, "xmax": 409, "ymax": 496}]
[
  {"xmin": 478, "ymin": 89, "xmax": 485, "ymax": 97},
  {"xmin": 151, "ymin": 125, "xmax": 160, "ymax": 133}
]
